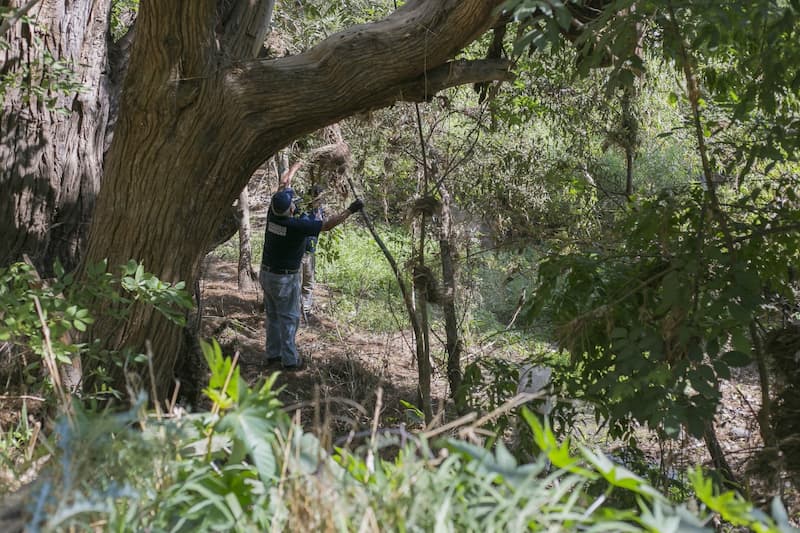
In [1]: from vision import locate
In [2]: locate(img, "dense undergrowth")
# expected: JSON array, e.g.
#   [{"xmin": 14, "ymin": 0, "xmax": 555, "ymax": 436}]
[
  {"xmin": 0, "ymin": 240, "xmax": 796, "ymax": 531},
  {"xmin": 3, "ymin": 0, "xmax": 800, "ymax": 529},
  {"xmin": 2, "ymin": 338, "xmax": 796, "ymax": 532}
]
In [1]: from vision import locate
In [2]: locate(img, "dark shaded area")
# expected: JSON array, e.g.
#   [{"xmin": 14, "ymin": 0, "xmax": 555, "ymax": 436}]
[{"xmin": 0, "ymin": 106, "xmax": 52, "ymax": 270}]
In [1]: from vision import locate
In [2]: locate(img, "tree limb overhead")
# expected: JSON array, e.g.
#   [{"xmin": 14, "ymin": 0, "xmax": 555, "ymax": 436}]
[{"xmin": 227, "ymin": 0, "xmax": 507, "ymax": 162}]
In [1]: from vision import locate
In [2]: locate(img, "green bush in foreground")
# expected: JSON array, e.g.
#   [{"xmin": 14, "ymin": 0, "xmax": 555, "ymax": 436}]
[
  {"xmin": 17, "ymin": 343, "xmax": 796, "ymax": 532},
  {"xmin": 0, "ymin": 260, "xmax": 192, "ymax": 401}
]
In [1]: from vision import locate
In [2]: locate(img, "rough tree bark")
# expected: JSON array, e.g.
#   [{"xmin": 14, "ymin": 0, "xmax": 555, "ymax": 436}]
[
  {"xmin": 77, "ymin": 0, "xmax": 510, "ymax": 398},
  {"xmin": 0, "ymin": 0, "xmax": 113, "ymax": 273}
]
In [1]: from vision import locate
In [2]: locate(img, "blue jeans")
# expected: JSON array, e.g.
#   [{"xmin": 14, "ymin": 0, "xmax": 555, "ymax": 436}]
[{"xmin": 260, "ymin": 269, "xmax": 301, "ymax": 366}]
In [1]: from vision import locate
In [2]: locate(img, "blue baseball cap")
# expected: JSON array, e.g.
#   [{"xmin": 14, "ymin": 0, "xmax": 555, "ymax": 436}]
[{"xmin": 271, "ymin": 189, "xmax": 294, "ymax": 216}]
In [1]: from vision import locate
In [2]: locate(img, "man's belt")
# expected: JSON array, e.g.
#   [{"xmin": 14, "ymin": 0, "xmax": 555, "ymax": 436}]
[{"xmin": 263, "ymin": 266, "xmax": 299, "ymax": 275}]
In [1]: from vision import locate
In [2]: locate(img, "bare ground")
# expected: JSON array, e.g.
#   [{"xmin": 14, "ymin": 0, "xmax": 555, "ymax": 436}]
[{"xmin": 199, "ymin": 255, "xmax": 448, "ymax": 441}]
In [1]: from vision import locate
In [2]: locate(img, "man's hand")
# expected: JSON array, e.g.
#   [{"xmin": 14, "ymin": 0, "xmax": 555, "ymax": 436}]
[{"xmin": 347, "ymin": 199, "xmax": 364, "ymax": 214}]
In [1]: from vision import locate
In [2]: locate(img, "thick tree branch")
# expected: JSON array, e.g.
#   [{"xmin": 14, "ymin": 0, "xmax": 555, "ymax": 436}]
[
  {"xmin": 392, "ymin": 59, "xmax": 514, "ymax": 104},
  {"xmin": 226, "ymin": 0, "xmax": 506, "ymax": 167}
]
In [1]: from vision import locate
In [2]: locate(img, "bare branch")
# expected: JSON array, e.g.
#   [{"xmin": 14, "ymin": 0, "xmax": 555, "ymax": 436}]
[{"xmin": 392, "ymin": 59, "xmax": 514, "ymax": 104}]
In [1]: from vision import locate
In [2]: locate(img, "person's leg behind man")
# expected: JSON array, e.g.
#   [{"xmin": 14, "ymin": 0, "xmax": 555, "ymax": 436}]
[{"xmin": 301, "ymin": 253, "xmax": 315, "ymax": 313}]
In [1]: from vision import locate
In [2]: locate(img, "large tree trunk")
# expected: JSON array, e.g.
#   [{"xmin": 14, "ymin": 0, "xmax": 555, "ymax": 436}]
[
  {"xmin": 79, "ymin": 0, "xmax": 509, "ymax": 399},
  {"xmin": 0, "ymin": 0, "xmax": 112, "ymax": 273}
]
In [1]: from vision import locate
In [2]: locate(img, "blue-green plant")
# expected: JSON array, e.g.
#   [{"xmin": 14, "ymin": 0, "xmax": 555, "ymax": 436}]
[{"xmin": 17, "ymin": 344, "xmax": 797, "ymax": 531}]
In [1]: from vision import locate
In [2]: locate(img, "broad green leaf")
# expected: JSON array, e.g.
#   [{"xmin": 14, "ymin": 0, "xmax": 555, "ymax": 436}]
[{"xmin": 218, "ymin": 404, "xmax": 278, "ymax": 483}]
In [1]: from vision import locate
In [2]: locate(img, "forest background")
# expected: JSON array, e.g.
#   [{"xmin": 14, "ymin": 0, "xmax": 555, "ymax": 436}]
[{"xmin": 1, "ymin": 0, "xmax": 799, "ymax": 530}]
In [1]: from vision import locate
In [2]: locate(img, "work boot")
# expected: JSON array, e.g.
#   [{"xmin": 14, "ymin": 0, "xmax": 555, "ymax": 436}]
[{"xmin": 282, "ymin": 357, "xmax": 306, "ymax": 372}]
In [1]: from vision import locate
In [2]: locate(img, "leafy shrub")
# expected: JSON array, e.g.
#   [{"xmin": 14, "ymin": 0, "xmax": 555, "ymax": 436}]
[
  {"xmin": 0, "ymin": 260, "xmax": 192, "ymax": 398},
  {"xmin": 15, "ymin": 345, "xmax": 795, "ymax": 531},
  {"xmin": 527, "ymin": 177, "xmax": 800, "ymax": 442}
]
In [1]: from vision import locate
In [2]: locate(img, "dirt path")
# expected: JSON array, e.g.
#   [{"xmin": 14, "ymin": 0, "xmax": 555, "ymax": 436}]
[{"xmin": 199, "ymin": 255, "xmax": 450, "ymax": 439}]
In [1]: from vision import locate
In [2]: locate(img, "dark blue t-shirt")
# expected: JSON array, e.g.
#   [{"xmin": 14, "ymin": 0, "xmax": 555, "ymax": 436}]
[{"xmin": 261, "ymin": 211, "xmax": 323, "ymax": 271}]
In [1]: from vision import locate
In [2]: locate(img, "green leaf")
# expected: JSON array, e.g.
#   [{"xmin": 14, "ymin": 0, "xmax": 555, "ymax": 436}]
[
  {"xmin": 218, "ymin": 404, "xmax": 278, "ymax": 482},
  {"xmin": 53, "ymin": 261, "xmax": 65, "ymax": 278},
  {"xmin": 522, "ymin": 409, "xmax": 597, "ymax": 479},
  {"xmin": 134, "ymin": 263, "xmax": 144, "ymax": 282},
  {"xmin": 686, "ymin": 414, "xmax": 705, "ymax": 438},
  {"xmin": 581, "ymin": 446, "xmax": 665, "ymax": 501},
  {"xmin": 494, "ymin": 441, "xmax": 518, "ymax": 471},
  {"xmin": 667, "ymin": 92, "xmax": 679, "ymax": 106},
  {"xmin": 554, "ymin": 4, "xmax": 572, "ymax": 30},
  {"xmin": 55, "ymin": 352, "xmax": 73, "ymax": 364},
  {"xmin": 446, "ymin": 439, "xmax": 493, "ymax": 464},
  {"xmin": 713, "ymin": 359, "xmax": 731, "ymax": 380},
  {"xmin": 721, "ymin": 350, "xmax": 751, "ymax": 367},
  {"xmin": 731, "ymin": 331, "xmax": 751, "ymax": 354},
  {"xmin": 202, "ymin": 340, "xmax": 241, "ymax": 407},
  {"xmin": 122, "ymin": 259, "xmax": 138, "ymax": 275}
]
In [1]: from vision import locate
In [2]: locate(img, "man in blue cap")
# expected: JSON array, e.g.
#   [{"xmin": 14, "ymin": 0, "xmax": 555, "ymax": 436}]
[{"xmin": 259, "ymin": 164, "xmax": 363, "ymax": 370}]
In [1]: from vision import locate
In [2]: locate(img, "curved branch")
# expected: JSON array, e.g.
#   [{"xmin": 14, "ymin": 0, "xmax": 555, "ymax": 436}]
[{"xmin": 227, "ymin": 0, "xmax": 507, "ymax": 156}]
